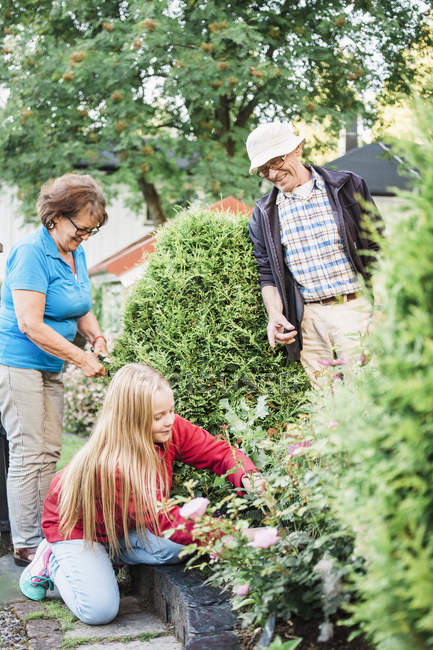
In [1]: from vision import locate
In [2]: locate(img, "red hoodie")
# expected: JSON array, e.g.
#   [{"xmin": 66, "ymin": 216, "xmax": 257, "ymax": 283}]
[{"xmin": 42, "ymin": 414, "xmax": 257, "ymax": 546}]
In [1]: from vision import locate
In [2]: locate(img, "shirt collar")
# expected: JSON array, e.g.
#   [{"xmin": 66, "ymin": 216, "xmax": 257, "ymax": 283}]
[
  {"xmin": 276, "ymin": 166, "xmax": 325, "ymax": 204},
  {"xmin": 40, "ymin": 225, "xmax": 83, "ymax": 261},
  {"xmin": 40, "ymin": 225, "xmax": 63, "ymax": 259},
  {"xmin": 309, "ymin": 166, "xmax": 325, "ymax": 191}
]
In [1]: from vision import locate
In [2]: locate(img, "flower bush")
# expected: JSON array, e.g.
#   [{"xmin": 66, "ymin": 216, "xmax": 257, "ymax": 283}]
[
  {"xmin": 63, "ymin": 363, "xmax": 107, "ymax": 437},
  {"xmin": 166, "ymin": 397, "xmax": 356, "ymax": 634},
  {"xmin": 63, "ymin": 336, "xmax": 115, "ymax": 437}
]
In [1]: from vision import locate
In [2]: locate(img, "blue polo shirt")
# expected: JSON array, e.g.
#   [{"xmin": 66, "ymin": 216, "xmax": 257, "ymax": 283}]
[{"xmin": 0, "ymin": 226, "xmax": 92, "ymax": 372}]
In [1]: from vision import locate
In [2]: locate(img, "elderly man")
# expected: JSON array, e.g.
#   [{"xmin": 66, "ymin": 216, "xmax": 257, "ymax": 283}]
[{"xmin": 247, "ymin": 121, "xmax": 380, "ymax": 385}]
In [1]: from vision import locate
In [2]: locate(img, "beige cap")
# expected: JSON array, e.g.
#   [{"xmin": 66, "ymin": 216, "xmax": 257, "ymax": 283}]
[{"xmin": 246, "ymin": 122, "xmax": 304, "ymax": 174}]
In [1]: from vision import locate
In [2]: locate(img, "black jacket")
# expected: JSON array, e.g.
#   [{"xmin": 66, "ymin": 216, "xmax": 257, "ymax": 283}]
[{"xmin": 248, "ymin": 164, "xmax": 381, "ymax": 361}]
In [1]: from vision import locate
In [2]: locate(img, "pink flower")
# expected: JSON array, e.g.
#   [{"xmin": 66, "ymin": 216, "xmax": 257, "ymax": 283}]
[
  {"xmin": 179, "ymin": 497, "xmax": 210, "ymax": 522},
  {"xmin": 247, "ymin": 527, "xmax": 281, "ymax": 549},
  {"xmin": 318, "ymin": 357, "xmax": 348, "ymax": 367},
  {"xmin": 287, "ymin": 440, "xmax": 311, "ymax": 456},
  {"xmin": 235, "ymin": 583, "xmax": 250, "ymax": 596},
  {"xmin": 328, "ymin": 420, "xmax": 338, "ymax": 429}
]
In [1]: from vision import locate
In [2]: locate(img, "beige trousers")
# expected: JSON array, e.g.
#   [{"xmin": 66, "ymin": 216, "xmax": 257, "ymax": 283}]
[
  {"xmin": 0, "ymin": 365, "xmax": 64, "ymax": 548},
  {"xmin": 300, "ymin": 296, "xmax": 372, "ymax": 387}
]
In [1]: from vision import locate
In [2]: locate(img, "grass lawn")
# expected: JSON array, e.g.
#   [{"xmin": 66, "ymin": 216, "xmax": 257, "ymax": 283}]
[{"xmin": 57, "ymin": 433, "xmax": 86, "ymax": 471}]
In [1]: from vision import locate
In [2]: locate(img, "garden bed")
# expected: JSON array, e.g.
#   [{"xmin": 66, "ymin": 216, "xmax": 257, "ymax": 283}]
[{"xmin": 238, "ymin": 615, "xmax": 373, "ymax": 649}]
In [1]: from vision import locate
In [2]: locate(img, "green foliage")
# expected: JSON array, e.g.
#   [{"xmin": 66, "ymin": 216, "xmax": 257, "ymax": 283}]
[
  {"xmin": 111, "ymin": 209, "xmax": 308, "ymax": 440},
  {"xmin": 91, "ymin": 283, "xmax": 103, "ymax": 324},
  {"xmin": 43, "ymin": 599, "xmax": 77, "ymax": 632},
  {"xmin": 309, "ymin": 100, "xmax": 433, "ymax": 649},
  {"xmin": 58, "ymin": 433, "xmax": 87, "ymax": 471},
  {"xmin": 0, "ymin": 0, "xmax": 430, "ymax": 222}
]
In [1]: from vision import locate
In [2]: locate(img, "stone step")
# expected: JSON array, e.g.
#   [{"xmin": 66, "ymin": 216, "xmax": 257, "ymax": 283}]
[
  {"xmin": 1, "ymin": 553, "xmax": 242, "ymax": 649},
  {"xmin": 0, "ymin": 554, "xmax": 182, "ymax": 649}
]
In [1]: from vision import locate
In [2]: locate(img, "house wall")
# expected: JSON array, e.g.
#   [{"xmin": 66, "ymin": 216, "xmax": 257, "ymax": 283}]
[
  {"xmin": 0, "ymin": 185, "xmax": 153, "ymax": 280},
  {"xmin": 0, "ymin": 187, "xmax": 35, "ymax": 279},
  {"xmin": 374, "ymin": 196, "xmax": 407, "ymax": 224}
]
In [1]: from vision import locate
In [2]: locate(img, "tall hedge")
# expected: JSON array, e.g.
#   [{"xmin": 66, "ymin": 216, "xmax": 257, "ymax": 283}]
[
  {"xmin": 111, "ymin": 210, "xmax": 309, "ymax": 436},
  {"xmin": 309, "ymin": 102, "xmax": 433, "ymax": 649}
]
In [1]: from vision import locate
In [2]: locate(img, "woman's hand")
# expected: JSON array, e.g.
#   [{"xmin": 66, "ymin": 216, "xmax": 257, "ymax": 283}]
[
  {"xmin": 241, "ymin": 472, "xmax": 266, "ymax": 494},
  {"xmin": 79, "ymin": 350, "xmax": 106, "ymax": 377},
  {"xmin": 92, "ymin": 336, "xmax": 110, "ymax": 361}
]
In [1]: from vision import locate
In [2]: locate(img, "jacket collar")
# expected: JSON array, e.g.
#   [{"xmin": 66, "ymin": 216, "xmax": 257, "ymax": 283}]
[
  {"xmin": 311, "ymin": 164, "xmax": 353, "ymax": 190},
  {"xmin": 254, "ymin": 164, "xmax": 353, "ymax": 213},
  {"xmin": 255, "ymin": 185, "xmax": 279, "ymax": 215}
]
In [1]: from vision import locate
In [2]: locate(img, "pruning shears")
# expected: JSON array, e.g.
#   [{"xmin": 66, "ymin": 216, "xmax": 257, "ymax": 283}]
[{"xmin": 90, "ymin": 346, "xmax": 111, "ymax": 373}]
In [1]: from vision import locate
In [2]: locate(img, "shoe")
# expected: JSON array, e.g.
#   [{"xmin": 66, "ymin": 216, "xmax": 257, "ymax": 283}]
[
  {"xmin": 19, "ymin": 539, "xmax": 53, "ymax": 601},
  {"xmin": 13, "ymin": 547, "xmax": 38, "ymax": 567}
]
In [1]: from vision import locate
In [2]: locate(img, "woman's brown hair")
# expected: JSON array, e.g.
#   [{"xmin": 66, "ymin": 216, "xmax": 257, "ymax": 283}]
[{"xmin": 37, "ymin": 173, "xmax": 108, "ymax": 229}]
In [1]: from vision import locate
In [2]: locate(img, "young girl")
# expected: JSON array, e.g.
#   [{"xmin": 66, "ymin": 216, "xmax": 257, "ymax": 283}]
[{"xmin": 19, "ymin": 363, "xmax": 264, "ymax": 625}]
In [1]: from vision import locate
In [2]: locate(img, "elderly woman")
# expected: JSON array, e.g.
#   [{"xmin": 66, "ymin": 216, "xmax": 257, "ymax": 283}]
[{"xmin": 0, "ymin": 173, "xmax": 109, "ymax": 566}]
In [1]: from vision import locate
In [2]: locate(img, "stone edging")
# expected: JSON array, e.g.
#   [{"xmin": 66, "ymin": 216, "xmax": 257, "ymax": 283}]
[{"xmin": 131, "ymin": 563, "xmax": 240, "ymax": 649}]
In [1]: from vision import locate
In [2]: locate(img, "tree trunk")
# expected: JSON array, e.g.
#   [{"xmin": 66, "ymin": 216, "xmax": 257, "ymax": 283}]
[{"xmin": 137, "ymin": 177, "xmax": 166, "ymax": 226}]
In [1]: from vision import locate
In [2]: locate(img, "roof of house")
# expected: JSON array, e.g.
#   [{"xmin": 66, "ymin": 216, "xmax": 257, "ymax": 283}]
[
  {"xmin": 324, "ymin": 142, "xmax": 419, "ymax": 196},
  {"xmin": 208, "ymin": 196, "xmax": 252, "ymax": 215},
  {"xmin": 88, "ymin": 230, "xmax": 156, "ymax": 277}
]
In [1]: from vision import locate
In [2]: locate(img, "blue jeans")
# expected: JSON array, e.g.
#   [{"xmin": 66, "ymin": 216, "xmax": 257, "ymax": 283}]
[{"xmin": 49, "ymin": 530, "xmax": 184, "ymax": 625}]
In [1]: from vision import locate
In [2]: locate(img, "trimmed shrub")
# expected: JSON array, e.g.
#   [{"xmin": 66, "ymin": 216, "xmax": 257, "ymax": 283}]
[
  {"xmin": 111, "ymin": 209, "xmax": 309, "ymax": 436},
  {"xmin": 309, "ymin": 103, "xmax": 433, "ymax": 649}
]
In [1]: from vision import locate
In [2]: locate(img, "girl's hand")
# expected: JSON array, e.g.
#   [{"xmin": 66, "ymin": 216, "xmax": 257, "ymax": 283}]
[{"xmin": 241, "ymin": 473, "xmax": 266, "ymax": 494}]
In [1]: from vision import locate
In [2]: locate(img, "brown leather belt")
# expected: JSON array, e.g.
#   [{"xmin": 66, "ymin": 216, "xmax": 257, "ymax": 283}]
[{"xmin": 307, "ymin": 292, "xmax": 360, "ymax": 305}]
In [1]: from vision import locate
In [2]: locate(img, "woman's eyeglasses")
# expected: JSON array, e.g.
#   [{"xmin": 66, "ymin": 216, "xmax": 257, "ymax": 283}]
[
  {"xmin": 256, "ymin": 155, "xmax": 287, "ymax": 178},
  {"xmin": 64, "ymin": 215, "xmax": 100, "ymax": 237}
]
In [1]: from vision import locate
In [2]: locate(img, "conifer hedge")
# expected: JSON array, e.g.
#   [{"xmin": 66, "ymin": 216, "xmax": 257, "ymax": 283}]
[
  {"xmin": 111, "ymin": 210, "xmax": 309, "ymax": 436},
  {"xmin": 310, "ymin": 103, "xmax": 433, "ymax": 649}
]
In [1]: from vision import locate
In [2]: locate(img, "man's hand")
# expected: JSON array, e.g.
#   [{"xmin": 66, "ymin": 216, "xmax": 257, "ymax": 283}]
[{"xmin": 267, "ymin": 314, "xmax": 297, "ymax": 348}]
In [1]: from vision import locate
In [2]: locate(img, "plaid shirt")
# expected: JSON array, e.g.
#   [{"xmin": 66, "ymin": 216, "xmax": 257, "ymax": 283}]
[{"xmin": 277, "ymin": 168, "xmax": 361, "ymax": 302}]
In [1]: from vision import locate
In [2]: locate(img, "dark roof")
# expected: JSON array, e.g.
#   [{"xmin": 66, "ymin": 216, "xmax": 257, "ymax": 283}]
[{"xmin": 324, "ymin": 142, "xmax": 419, "ymax": 196}]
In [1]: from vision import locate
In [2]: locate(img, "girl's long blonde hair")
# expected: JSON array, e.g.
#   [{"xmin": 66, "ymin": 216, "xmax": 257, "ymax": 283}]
[{"xmin": 59, "ymin": 364, "xmax": 171, "ymax": 554}]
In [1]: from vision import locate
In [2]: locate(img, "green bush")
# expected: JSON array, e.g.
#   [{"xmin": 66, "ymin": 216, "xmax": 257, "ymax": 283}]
[
  {"xmin": 309, "ymin": 103, "xmax": 433, "ymax": 649},
  {"xmin": 111, "ymin": 209, "xmax": 309, "ymax": 437}
]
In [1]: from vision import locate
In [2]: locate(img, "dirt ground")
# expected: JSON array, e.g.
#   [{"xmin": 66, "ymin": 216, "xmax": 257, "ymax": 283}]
[{"xmin": 238, "ymin": 615, "xmax": 373, "ymax": 649}]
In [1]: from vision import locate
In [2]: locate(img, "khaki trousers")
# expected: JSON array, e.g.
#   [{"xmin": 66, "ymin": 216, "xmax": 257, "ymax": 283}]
[
  {"xmin": 0, "ymin": 365, "xmax": 63, "ymax": 548},
  {"xmin": 300, "ymin": 296, "xmax": 372, "ymax": 388}
]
